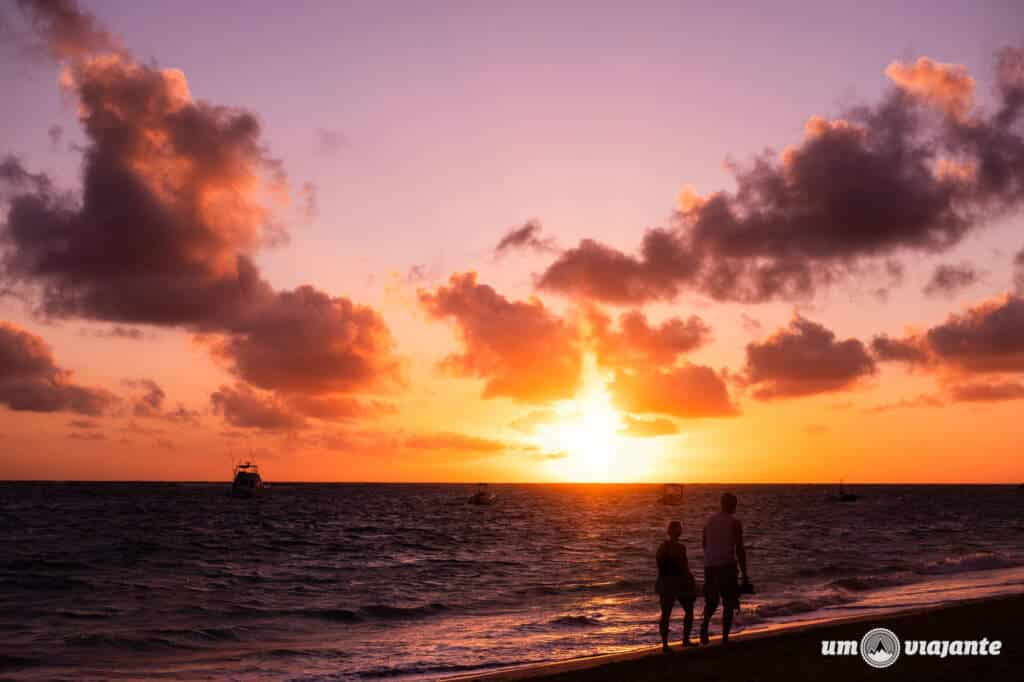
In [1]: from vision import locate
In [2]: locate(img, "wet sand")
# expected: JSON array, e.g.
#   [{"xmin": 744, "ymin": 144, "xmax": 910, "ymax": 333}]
[{"xmin": 444, "ymin": 595, "xmax": 1023, "ymax": 681}]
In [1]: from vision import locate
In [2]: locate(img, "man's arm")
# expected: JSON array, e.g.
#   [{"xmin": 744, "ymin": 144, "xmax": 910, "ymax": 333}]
[{"xmin": 734, "ymin": 520, "xmax": 748, "ymax": 579}]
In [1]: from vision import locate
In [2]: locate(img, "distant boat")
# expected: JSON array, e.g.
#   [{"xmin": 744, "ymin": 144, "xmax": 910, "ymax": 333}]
[
  {"xmin": 658, "ymin": 483, "xmax": 684, "ymax": 505},
  {"xmin": 231, "ymin": 462, "xmax": 264, "ymax": 499},
  {"xmin": 836, "ymin": 480, "xmax": 858, "ymax": 502},
  {"xmin": 467, "ymin": 483, "xmax": 496, "ymax": 506}
]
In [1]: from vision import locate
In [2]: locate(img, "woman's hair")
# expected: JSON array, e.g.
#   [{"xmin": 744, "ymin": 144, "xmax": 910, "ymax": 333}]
[{"xmin": 666, "ymin": 520, "xmax": 682, "ymax": 538}]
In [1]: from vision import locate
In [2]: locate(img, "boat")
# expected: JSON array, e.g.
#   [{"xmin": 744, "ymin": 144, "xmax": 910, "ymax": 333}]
[
  {"xmin": 836, "ymin": 480, "xmax": 858, "ymax": 502},
  {"xmin": 658, "ymin": 483, "xmax": 684, "ymax": 505},
  {"xmin": 231, "ymin": 462, "xmax": 264, "ymax": 498},
  {"xmin": 467, "ymin": 483, "xmax": 496, "ymax": 505}
]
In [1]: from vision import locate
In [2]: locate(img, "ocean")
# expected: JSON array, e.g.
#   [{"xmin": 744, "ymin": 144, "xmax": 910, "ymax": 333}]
[{"xmin": 2, "ymin": 483, "xmax": 1023, "ymax": 680}]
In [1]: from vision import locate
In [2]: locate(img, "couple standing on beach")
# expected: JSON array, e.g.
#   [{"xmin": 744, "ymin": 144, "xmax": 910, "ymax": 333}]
[{"xmin": 655, "ymin": 492, "xmax": 749, "ymax": 653}]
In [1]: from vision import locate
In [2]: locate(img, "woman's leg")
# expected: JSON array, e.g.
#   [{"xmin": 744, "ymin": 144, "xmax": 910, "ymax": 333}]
[{"xmin": 659, "ymin": 593, "xmax": 674, "ymax": 650}]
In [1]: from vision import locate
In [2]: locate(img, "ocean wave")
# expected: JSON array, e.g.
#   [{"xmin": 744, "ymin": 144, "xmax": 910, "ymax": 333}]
[
  {"xmin": 359, "ymin": 602, "xmax": 449, "ymax": 619},
  {"xmin": 752, "ymin": 593, "xmax": 852, "ymax": 618},
  {"xmin": 64, "ymin": 633, "xmax": 200, "ymax": 652},
  {"xmin": 915, "ymin": 551, "xmax": 1020, "ymax": 575},
  {"xmin": 547, "ymin": 614, "xmax": 605, "ymax": 628},
  {"xmin": 826, "ymin": 575, "xmax": 907, "ymax": 592}
]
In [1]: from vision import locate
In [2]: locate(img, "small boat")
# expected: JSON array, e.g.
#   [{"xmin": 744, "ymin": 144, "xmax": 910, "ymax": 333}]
[
  {"xmin": 658, "ymin": 483, "xmax": 684, "ymax": 505},
  {"xmin": 467, "ymin": 483, "xmax": 496, "ymax": 505},
  {"xmin": 231, "ymin": 462, "xmax": 264, "ymax": 498},
  {"xmin": 836, "ymin": 480, "xmax": 858, "ymax": 502}
]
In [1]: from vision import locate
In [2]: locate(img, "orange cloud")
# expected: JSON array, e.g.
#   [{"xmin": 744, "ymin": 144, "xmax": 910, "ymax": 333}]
[
  {"xmin": 418, "ymin": 272, "xmax": 582, "ymax": 402},
  {"xmin": 886, "ymin": 57, "xmax": 975, "ymax": 119}
]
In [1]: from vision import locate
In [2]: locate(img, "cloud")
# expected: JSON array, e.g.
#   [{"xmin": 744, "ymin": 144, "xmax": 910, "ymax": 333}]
[
  {"xmin": 862, "ymin": 393, "xmax": 944, "ymax": 414},
  {"xmin": 923, "ymin": 262, "xmax": 979, "ymax": 297},
  {"xmin": 284, "ymin": 394, "xmax": 396, "ymax": 421},
  {"xmin": 949, "ymin": 380, "xmax": 1024, "ymax": 402},
  {"xmin": 884, "ymin": 57, "xmax": 975, "ymax": 120},
  {"xmin": 68, "ymin": 418, "xmax": 98, "ymax": 429},
  {"xmin": 418, "ymin": 272, "xmax": 582, "ymax": 402},
  {"xmin": 1014, "ymin": 247, "xmax": 1024, "ymax": 293},
  {"xmin": 212, "ymin": 285, "xmax": 402, "ymax": 396},
  {"xmin": 509, "ymin": 408, "xmax": 558, "ymax": 434},
  {"xmin": 619, "ymin": 415, "xmax": 680, "ymax": 437},
  {"xmin": 86, "ymin": 325, "xmax": 145, "ymax": 340},
  {"xmin": 870, "ymin": 334, "xmax": 931, "ymax": 365},
  {"xmin": 14, "ymin": 0, "xmax": 119, "ymax": 61},
  {"xmin": 494, "ymin": 220, "xmax": 557, "ymax": 257},
  {"xmin": 210, "ymin": 384, "xmax": 305, "ymax": 430},
  {"xmin": 743, "ymin": 316, "xmax": 876, "ymax": 399},
  {"xmin": 121, "ymin": 378, "xmax": 200, "ymax": 423},
  {"xmin": 588, "ymin": 308, "xmax": 711, "ymax": 367},
  {"xmin": 924, "ymin": 294, "xmax": 1024, "ymax": 372},
  {"xmin": 537, "ymin": 49, "xmax": 1024, "ymax": 304},
  {"xmin": 610, "ymin": 363, "xmax": 737, "ymax": 418},
  {"xmin": 0, "ymin": 320, "xmax": 116, "ymax": 415},
  {"xmin": 2, "ymin": 3, "xmax": 402, "ymax": 412},
  {"xmin": 404, "ymin": 432, "xmax": 509, "ymax": 455}
]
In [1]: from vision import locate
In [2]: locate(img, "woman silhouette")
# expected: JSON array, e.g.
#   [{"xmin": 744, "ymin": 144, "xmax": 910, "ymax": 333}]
[{"xmin": 655, "ymin": 520, "xmax": 696, "ymax": 652}]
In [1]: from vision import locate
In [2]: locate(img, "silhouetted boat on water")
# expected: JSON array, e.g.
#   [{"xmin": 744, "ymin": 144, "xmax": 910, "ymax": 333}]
[
  {"xmin": 231, "ymin": 462, "xmax": 264, "ymax": 498},
  {"xmin": 835, "ymin": 480, "xmax": 858, "ymax": 502},
  {"xmin": 658, "ymin": 483, "xmax": 684, "ymax": 505},
  {"xmin": 467, "ymin": 483, "xmax": 496, "ymax": 505}
]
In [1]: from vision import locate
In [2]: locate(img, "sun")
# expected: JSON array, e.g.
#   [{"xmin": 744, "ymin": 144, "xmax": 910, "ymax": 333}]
[{"xmin": 533, "ymin": 354, "xmax": 625, "ymax": 481}]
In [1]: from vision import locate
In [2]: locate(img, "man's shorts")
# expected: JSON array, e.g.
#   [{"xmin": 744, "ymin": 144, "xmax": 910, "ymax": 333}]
[{"xmin": 703, "ymin": 563, "xmax": 739, "ymax": 608}]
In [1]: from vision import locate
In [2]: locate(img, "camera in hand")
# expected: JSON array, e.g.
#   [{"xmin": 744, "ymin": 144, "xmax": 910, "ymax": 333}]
[{"xmin": 739, "ymin": 578, "xmax": 755, "ymax": 595}]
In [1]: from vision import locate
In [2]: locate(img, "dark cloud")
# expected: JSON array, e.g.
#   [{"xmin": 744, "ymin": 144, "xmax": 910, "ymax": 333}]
[
  {"xmin": 923, "ymin": 262, "xmax": 979, "ymax": 297},
  {"xmin": 494, "ymin": 220, "xmax": 557, "ymax": 257},
  {"xmin": 924, "ymin": 294, "xmax": 1024, "ymax": 372},
  {"xmin": 538, "ymin": 51, "xmax": 1024, "ymax": 304},
  {"xmin": 2, "ymin": 3, "xmax": 402, "ymax": 414},
  {"xmin": 15, "ymin": 0, "xmax": 119, "ymax": 61},
  {"xmin": 870, "ymin": 334, "xmax": 931, "ymax": 365},
  {"xmin": 212, "ymin": 286, "xmax": 402, "ymax": 396},
  {"xmin": 619, "ymin": 415, "xmax": 680, "ymax": 437},
  {"xmin": 0, "ymin": 320, "xmax": 115, "ymax": 415},
  {"xmin": 418, "ymin": 272, "xmax": 582, "ymax": 402},
  {"xmin": 210, "ymin": 384, "xmax": 305, "ymax": 431},
  {"xmin": 87, "ymin": 325, "xmax": 145, "ymax": 340},
  {"xmin": 949, "ymin": 380, "xmax": 1024, "ymax": 402},
  {"xmin": 743, "ymin": 316, "xmax": 876, "ymax": 399},
  {"xmin": 610, "ymin": 364, "xmax": 737, "ymax": 418},
  {"xmin": 588, "ymin": 308, "xmax": 711, "ymax": 368},
  {"xmin": 122, "ymin": 378, "xmax": 199, "ymax": 423}
]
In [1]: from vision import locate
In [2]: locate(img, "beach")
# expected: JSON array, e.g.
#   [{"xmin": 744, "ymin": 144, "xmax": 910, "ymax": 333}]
[{"xmin": 448, "ymin": 595, "xmax": 1023, "ymax": 681}]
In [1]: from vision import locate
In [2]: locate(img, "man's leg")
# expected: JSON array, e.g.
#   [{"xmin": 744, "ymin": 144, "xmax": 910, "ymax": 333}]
[
  {"xmin": 720, "ymin": 567, "xmax": 739, "ymax": 644},
  {"xmin": 680, "ymin": 596, "xmax": 694, "ymax": 645},
  {"xmin": 701, "ymin": 571, "xmax": 718, "ymax": 645}
]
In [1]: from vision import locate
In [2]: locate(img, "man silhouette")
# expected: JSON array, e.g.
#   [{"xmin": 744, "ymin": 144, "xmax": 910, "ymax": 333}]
[{"xmin": 700, "ymin": 492, "xmax": 748, "ymax": 645}]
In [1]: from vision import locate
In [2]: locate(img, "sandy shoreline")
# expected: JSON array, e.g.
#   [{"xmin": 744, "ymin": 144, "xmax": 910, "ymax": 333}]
[{"xmin": 442, "ymin": 594, "xmax": 1023, "ymax": 681}]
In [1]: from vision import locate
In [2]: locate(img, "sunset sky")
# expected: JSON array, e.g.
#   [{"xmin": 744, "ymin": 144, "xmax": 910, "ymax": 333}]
[{"xmin": 2, "ymin": 1, "xmax": 1024, "ymax": 483}]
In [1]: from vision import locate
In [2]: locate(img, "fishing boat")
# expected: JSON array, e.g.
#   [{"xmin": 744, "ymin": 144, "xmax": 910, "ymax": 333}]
[
  {"xmin": 467, "ymin": 483, "xmax": 496, "ymax": 505},
  {"xmin": 658, "ymin": 483, "xmax": 684, "ymax": 505},
  {"xmin": 231, "ymin": 462, "xmax": 264, "ymax": 498}
]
